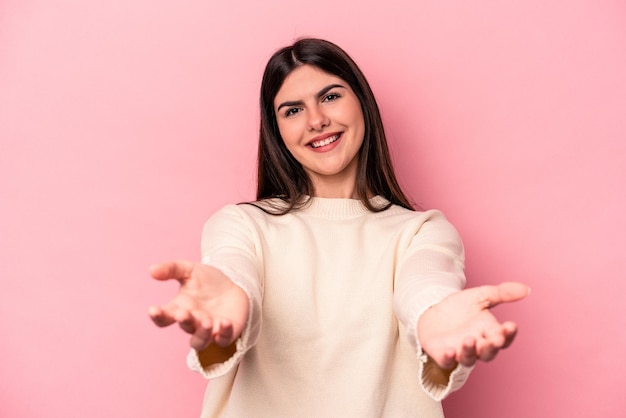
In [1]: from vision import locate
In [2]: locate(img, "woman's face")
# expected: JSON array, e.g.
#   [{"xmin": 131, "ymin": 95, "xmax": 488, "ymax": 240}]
[{"xmin": 273, "ymin": 65, "xmax": 365, "ymax": 198}]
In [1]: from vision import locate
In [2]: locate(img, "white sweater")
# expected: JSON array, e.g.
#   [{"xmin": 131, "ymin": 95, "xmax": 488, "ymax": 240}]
[{"xmin": 188, "ymin": 196, "xmax": 472, "ymax": 417}]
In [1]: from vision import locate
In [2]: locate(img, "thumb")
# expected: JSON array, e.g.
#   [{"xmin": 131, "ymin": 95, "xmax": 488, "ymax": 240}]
[
  {"xmin": 478, "ymin": 282, "xmax": 530, "ymax": 308},
  {"xmin": 149, "ymin": 260, "xmax": 196, "ymax": 281}
]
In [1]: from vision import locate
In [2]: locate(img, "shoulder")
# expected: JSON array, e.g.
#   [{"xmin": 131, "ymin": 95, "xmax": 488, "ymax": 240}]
[
  {"xmin": 207, "ymin": 198, "xmax": 284, "ymax": 218},
  {"xmin": 237, "ymin": 199, "xmax": 292, "ymax": 216},
  {"xmin": 201, "ymin": 203, "xmax": 278, "ymax": 255},
  {"xmin": 374, "ymin": 200, "xmax": 449, "ymax": 226},
  {"xmin": 204, "ymin": 199, "xmax": 292, "ymax": 232},
  {"xmin": 375, "ymin": 203, "xmax": 462, "ymax": 245}
]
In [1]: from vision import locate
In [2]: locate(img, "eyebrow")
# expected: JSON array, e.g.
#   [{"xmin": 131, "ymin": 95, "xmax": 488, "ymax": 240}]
[{"xmin": 276, "ymin": 83, "xmax": 346, "ymax": 112}]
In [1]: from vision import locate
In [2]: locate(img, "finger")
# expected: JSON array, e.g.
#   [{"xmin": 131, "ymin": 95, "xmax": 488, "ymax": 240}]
[
  {"xmin": 148, "ymin": 305, "xmax": 176, "ymax": 327},
  {"xmin": 190, "ymin": 318, "xmax": 214, "ymax": 351},
  {"xmin": 433, "ymin": 347, "xmax": 457, "ymax": 370},
  {"xmin": 477, "ymin": 338, "xmax": 499, "ymax": 362},
  {"xmin": 149, "ymin": 260, "xmax": 196, "ymax": 281},
  {"xmin": 500, "ymin": 321, "xmax": 519, "ymax": 349},
  {"xmin": 175, "ymin": 310, "xmax": 197, "ymax": 334},
  {"xmin": 214, "ymin": 319, "xmax": 234, "ymax": 347},
  {"xmin": 437, "ymin": 348, "xmax": 457, "ymax": 370},
  {"xmin": 478, "ymin": 282, "xmax": 531, "ymax": 309},
  {"xmin": 458, "ymin": 337, "xmax": 478, "ymax": 367}
]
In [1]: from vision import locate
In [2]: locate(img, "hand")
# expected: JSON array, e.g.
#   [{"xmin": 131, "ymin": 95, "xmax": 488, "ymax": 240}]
[
  {"xmin": 148, "ymin": 260, "xmax": 249, "ymax": 351},
  {"xmin": 417, "ymin": 282, "xmax": 530, "ymax": 370}
]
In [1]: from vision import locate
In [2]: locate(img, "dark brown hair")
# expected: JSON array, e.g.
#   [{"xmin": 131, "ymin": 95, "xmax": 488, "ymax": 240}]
[{"xmin": 256, "ymin": 38, "xmax": 414, "ymax": 214}]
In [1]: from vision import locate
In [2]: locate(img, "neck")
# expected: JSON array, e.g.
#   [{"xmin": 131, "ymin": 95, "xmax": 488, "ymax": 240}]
[
  {"xmin": 306, "ymin": 157, "xmax": 362, "ymax": 199},
  {"xmin": 308, "ymin": 173, "xmax": 359, "ymax": 199}
]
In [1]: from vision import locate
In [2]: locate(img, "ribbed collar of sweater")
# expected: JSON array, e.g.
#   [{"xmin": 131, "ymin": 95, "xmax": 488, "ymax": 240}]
[{"xmin": 302, "ymin": 195, "xmax": 390, "ymax": 219}]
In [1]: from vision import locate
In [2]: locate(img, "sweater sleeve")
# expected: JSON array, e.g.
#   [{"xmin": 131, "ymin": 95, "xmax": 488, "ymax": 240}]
[
  {"xmin": 186, "ymin": 204, "xmax": 263, "ymax": 379},
  {"xmin": 393, "ymin": 210, "xmax": 473, "ymax": 401}
]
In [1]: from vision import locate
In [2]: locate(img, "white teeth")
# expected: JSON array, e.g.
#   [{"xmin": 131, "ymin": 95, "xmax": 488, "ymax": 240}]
[{"xmin": 310, "ymin": 134, "xmax": 340, "ymax": 148}]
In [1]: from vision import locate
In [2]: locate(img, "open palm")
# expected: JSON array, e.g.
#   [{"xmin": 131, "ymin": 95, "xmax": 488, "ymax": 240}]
[
  {"xmin": 148, "ymin": 260, "xmax": 249, "ymax": 351},
  {"xmin": 417, "ymin": 282, "xmax": 530, "ymax": 370}
]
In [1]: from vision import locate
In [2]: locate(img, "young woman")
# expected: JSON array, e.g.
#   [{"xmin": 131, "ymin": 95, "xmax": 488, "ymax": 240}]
[{"xmin": 149, "ymin": 38, "xmax": 529, "ymax": 417}]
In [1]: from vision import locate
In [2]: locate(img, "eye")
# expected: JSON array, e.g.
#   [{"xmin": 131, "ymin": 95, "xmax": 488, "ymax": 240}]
[
  {"xmin": 284, "ymin": 107, "xmax": 302, "ymax": 117},
  {"xmin": 322, "ymin": 93, "xmax": 341, "ymax": 102}
]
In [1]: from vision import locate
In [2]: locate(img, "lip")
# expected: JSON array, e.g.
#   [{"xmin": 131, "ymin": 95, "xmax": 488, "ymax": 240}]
[{"xmin": 306, "ymin": 132, "xmax": 343, "ymax": 149}]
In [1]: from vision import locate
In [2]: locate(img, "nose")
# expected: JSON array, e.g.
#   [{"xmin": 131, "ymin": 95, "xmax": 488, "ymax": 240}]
[{"xmin": 307, "ymin": 105, "xmax": 330, "ymax": 131}]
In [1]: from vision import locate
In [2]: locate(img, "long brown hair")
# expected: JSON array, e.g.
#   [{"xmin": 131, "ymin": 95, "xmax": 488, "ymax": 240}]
[{"xmin": 256, "ymin": 38, "xmax": 414, "ymax": 214}]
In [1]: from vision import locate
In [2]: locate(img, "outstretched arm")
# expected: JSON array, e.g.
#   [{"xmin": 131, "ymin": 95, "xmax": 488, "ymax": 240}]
[
  {"xmin": 417, "ymin": 282, "xmax": 530, "ymax": 370},
  {"xmin": 148, "ymin": 260, "xmax": 249, "ymax": 351}
]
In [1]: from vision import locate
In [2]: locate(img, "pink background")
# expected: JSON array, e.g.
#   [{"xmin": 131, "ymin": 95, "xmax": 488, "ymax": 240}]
[{"xmin": 1, "ymin": 0, "xmax": 625, "ymax": 416}]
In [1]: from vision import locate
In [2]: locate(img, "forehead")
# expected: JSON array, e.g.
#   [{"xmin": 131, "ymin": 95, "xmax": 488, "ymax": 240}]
[{"xmin": 274, "ymin": 65, "xmax": 347, "ymax": 104}]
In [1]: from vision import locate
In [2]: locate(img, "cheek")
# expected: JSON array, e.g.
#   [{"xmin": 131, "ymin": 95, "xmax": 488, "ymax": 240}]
[
  {"xmin": 277, "ymin": 124, "xmax": 299, "ymax": 150},
  {"xmin": 352, "ymin": 112, "xmax": 366, "ymax": 143},
  {"xmin": 276, "ymin": 121, "xmax": 289, "ymax": 142},
  {"xmin": 346, "ymin": 100, "xmax": 365, "ymax": 133}
]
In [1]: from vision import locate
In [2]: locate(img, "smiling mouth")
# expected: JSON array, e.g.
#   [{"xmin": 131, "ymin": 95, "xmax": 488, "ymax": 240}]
[{"xmin": 309, "ymin": 134, "xmax": 341, "ymax": 149}]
